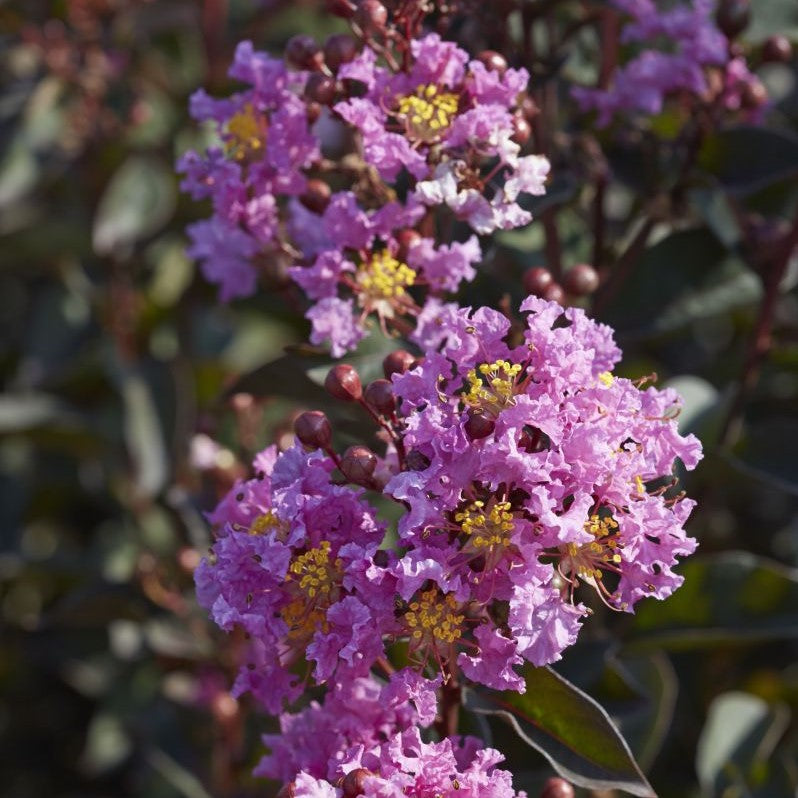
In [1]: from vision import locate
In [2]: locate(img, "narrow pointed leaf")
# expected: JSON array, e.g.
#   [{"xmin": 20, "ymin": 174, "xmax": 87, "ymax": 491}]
[{"xmin": 463, "ymin": 666, "xmax": 656, "ymax": 797}]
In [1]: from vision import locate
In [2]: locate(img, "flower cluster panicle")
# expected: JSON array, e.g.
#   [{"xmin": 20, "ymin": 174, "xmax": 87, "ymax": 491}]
[
  {"xmin": 572, "ymin": 0, "xmax": 766, "ymax": 124},
  {"xmin": 179, "ymin": 21, "xmax": 550, "ymax": 356}
]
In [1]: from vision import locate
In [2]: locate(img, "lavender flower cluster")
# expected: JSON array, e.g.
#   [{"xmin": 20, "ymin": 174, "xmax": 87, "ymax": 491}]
[{"xmin": 181, "ymin": 3, "xmax": 714, "ymax": 795}]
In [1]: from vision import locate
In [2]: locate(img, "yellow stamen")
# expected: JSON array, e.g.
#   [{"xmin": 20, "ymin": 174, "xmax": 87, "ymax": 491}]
[
  {"xmin": 405, "ymin": 588, "xmax": 464, "ymax": 645},
  {"xmin": 396, "ymin": 84, "xmax": 459, "ymax": 142},
  {"xmin": 463, "ymin": 360, "xmax": 523, "ymax": 415},
  {"xmin": 598, "ymin": 371, "xmax": 614, "ymax": 387},
  {"xmin": 455, "ymin": 500, "xmax": 515, "ymax": 549},
  {"xmin": 225, "ymin": 104, "xmax": 264, "ymax": 160},
  {"xmin": 358, "ymin": 250, "xmax": 416, "ymax": 300}
]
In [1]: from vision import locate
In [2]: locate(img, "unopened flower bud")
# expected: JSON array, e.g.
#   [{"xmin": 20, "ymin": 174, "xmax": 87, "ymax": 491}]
[
  {"xmin": 716, "ymin": 0, "xmax": 750, "ymax": 39},
  {"xmin": 286, "ymin": 35, "xmax": 323, "ymax": 71},
  {"xmin": 521, "ymin": 95, "xmax": 540, "ymax": 121},
  {"xmin": 305, "ymin": 73, "xmax": 337, "ymax": 106},
  {"xmin": 383, "ymin": 349, "xmax": 416, "ymax": 379},
  {"xmin": 477, "ymin": 50, "xmax": 507, "ymax": 75},
  {"xmin": 355, "ymin": 0, "xmax": 388, "ymax": 33},
  {"xmin": 305, "ymin": 102, "xmax": 322, "ymax": 124},
  {"xmin": 324, "ymin": 34, "xmax": 359, "ymax": 72},
  {"xmin": 364, "ymin": 379, "xmax": 396, "ymax": 415},
  {"xmin": 300, "ymin": 179, "xmax": 331, "ymax": 214},
  {"xmin": 519, "ymin": 425, "xmax": 550, "ymax": 453},
  {"xmin": 342, "ymin": 768, "xmax": 372, "ymax": 797},
  {"xmin": 563, "ymin": 263, "xmax": 599, "ymax": 296},
  {"xmin": 396, "ymin": 228, "xmax": 421, "ymax": 260},
  {"xmin": 511, "ymin": 113, "xmax": 532, "ymax": 145},
  {"xmin": 325, "ymin": 364, "xmax": 362, "ymax": 401},
  {"xmin": 465, "ymin": 411, "xmax": 495, "ymax": 440},
  {"xmin": 762, "ymin": 35, "xmax": 793, "ymax": 63},
  {"xmin": 741, "ymin": 79, "xmax": 768, "ymax": 109},
  {"xmin": 539, "ymin": 777, "xmax": 575, "ymax": 798},
  {"xmin": 542, "ymin": 282, "xmax": 565, "ymax": 304},
  {"xmin": 340, "ymin": 446, "xmax": 377, "ymax": 484},
  {"xmin": 326, "ymin": 0, "xmax": 355, "ymax": 17},
  {"xmin": 294, "ymin": 410, "xmax": 332, "ymax": 449},
  {"xmin": 523, "ymin": 266, "xmax": 554, "ymax": 296},
  {"xmin": 276, "ymin": 783, "xmax": 296, "ymax": 798},
  {"xmin": 373, "ymin": 549, "xmax": 389, "ymax": 567}
]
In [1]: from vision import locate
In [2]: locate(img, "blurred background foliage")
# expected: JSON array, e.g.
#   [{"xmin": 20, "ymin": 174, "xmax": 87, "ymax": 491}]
[{"xmin": 1, "ymin": 1, "xmax": 798, "ymax": 797}]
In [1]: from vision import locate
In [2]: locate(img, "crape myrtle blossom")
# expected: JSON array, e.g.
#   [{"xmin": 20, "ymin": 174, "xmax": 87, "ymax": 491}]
[
  {"xmin": 384, "ymin": 296, "xmax": 702, "ymax": 688},
  {"xmin": 195, "ymin": 443, "xmax": 396, "ymax": 713},
  {"xmin": 178, "ymin": 41, "xmax": 320, "ymax": 300},
  {"xmin": 572, "ymin": 0, "xmax": 763, "ymax": 125},
  {"xmin": 336, "ymin": 34, "xmax": 550, "ymax": 234},
  {"xmin": 285, "ymin": 727, "xmax": 525, "ymax": 798}
]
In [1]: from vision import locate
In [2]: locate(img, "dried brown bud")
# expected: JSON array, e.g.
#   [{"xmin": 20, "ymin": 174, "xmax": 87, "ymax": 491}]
[
  {"xmin": 340, "ymin": 446, "xmax": 378, "ymax": 484},
  {"xmin": 762, "ymin": 35, "xmax": 793, "ymax": 63},
  {"xmin": 383, "ymin": 349, "xmax": 416, "ymax": 379},
  {"xmin": 539, "ymin": 777, "xmax": 575, "ymax": 798},
  {"xmin": 563, "ymin": 263, "xmax": 599, "ymax": 296},
  {"xmin": 294, "ymin": 410, "xmax": 332, "ymax": 449},
  {"xmin": 325, "ymin": 364, "xmax": 363, "ymax": 401},
  {"xmin": 523, "ymin": 266, "xmax": 554, "ymax": 296},
  {"xmin": 285, "ymin": 35, "xmax": 323, "ymax": 71},
  {"xmin": 300, "ymin": 179, "xmax": 332, "ymax": 214},
  {"xmin": 305, "ymin": 73, "xmax": 337, "ymax": 106},
  {"xmin": 477, "ymin": 50, "xmax": 507, "ymax": 75},
  {"xmin": 355, "ymin": 0, "xmax": 388, "ymax": 33},
  {"xmin": 716, "ymin": 0, "xmax": 750, "ymax": 39},
  {"xmin": 364, "ymin": 379, "xmax": 396, "ymax": 415},
  {"xmin": 342, "ymin": 768, "xmax": 372, "ymax": 797},
  {"xmin": 324, "ymin": 34, "xmax": 360, "ymax": 72},
  {"xmin": 465, "ymin": 411, "xmax": 495, "ymax": 440}
]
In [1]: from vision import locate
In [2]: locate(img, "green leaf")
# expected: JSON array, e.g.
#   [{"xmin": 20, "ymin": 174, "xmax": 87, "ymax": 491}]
[
  {"xmin": 93, "ymin": 156, "xmax": 176, "ymax": 256},
  {"xmin": 698, "ymin": 126, "xmax": 798, "ymax": 196},
  {"xmin": 603, "ymin": 228, "xmax": 761, "ymax": 335},
  {"xmin": 696, "ymin": 691, "xmax": 790, "ymax": 797},
  {"xmin": 746, "ymin": 0, "xmax": 798, "ymax": 42},
  {"xmin": 626, "ymin": 552, "xmax": 798, "ymax": 650},
  {"xmin": 463, "ymin": 666, "xmax": 656, "ymax": 797}
]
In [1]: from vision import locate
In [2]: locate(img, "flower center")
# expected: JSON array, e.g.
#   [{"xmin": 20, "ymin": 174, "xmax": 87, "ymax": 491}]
[
  {"xmin": 455, "ymin": 500, "xmax": 515, "ymax": 550},
  {"xmin": 357, "ymin": 251, "xmax": 417, "ymax": 301},
  {"xmin": 225, "ymin": 104, "xmax": 265, "ymax": 160},
  {"xmin": 248, "ymin": 511, "xmax": 282, "ymax": 535},
  {"xmin": 287, "ymin": 540, "xmax": 342, "ymax": 601},
  {"xmin": 405, "ymin": 588, "xmax": 464, "ymax": 645},
  {"xmin": 396, "ymin": 84, "xmax": 459, "ymax": 142},
  {"xmin": 463, "ymin": 360, "xmax": 523, "ymax": 416},
  {"xmin": 561, "ymin": 514, "xmax": 622, "ymax": 580}
]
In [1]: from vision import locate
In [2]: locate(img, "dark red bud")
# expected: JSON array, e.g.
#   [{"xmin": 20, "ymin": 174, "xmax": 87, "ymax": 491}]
[
  {"xmin": 325, "ymin": 364, "xmax": 363, "ymax": 401},
  {"xmin": 364, "ymin": 379, "xmax": 396, "ymax": 415},
  {"xmin": 383, "ymin": 349, "xmax": 416, "ymax": 379},
  {"xmin": 342, "ymin": 768, "xmax": 372, "ymax": 797},
  {"xmin": 276, "ymin": 783, "xmax": 297, "ymax": 798},
  {"xmin": 355, "ymin": 0, "xmax": 388, "ymax": 33},
  {"xmin": 563, "ymin": 263, "xmax": 599, "ymax": 296},
  {"xmin": 521, "ymin": 95, "xmax": 540, "ymax": 121},
  {"xmin": 465, "ymin": 412, "xmax": 495, "ymax": 440},
  {"xmin": 326, "ymin": 0, "xmax": 356, "ymax": 17},
  {"xmin": 542, "ymin": 282, "xmax": 565, "ymax": 304},
  {"xmin": 762, "ymin": 35, "xmax": 793, "ymax": 63},
  {"xmin": 294, "ymin": 410, "xmax": 332, "ymax": 449},
  {"xmin": 373, "ymin": 549, "xmax": 389, "ymax": 567},
  {"xmin": 477, "ymin": 50, "xmax": 507, "ymax": 75},
  {"xmin": 300, "ymin": 179, "xmax": 331, "ymax": 214},
  {"xmin": 511, "ymin": 113, "xmax": 531, "ymax": 145},
  {"xmin": 741, "ymin": 79, "xmax": 768, "ymax": 109},
  {"xmin": 519, "ymin": 424, "xmax": 550, "ymax": 453},
  {"xmin": 716, "ymin": 0, "xmax": 750, "ymax": 39},
  {"xmin": 523, "ymin": 266, "xmax": 554, "ymax": 296},
  {"xmin": 286, "ymin": 35, "xmax": 323, "ymax": 71},
  {"xmin": 324, "ymin": 33, "xmax": 360, "ymax": 72},
  {"xmin": 396, "ymin": 228, "xmax": 421, "ymax": 261},
  {"xmin": 305, "ymin": 101, "xmax": 322, "ymax": 124},
  {"xmin": 305, "ymin": 73, "xmax": 337, "ymax": 106},
  {"xmin": 340, "ymin": 446, "xmax": 377, "ymax": 484},
  {"xmin": 539, "ymin": 777, "xmax": 575, "ymax": 798}
]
